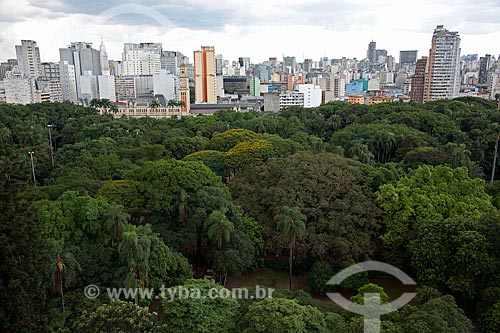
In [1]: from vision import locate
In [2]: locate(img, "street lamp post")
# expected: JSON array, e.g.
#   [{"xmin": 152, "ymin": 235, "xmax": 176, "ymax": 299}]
[
  {"xmin": 28, "ymin": 151, "xmax": 36, "ymax": 185},
  {"xmin": 47, "ymin": 124, "xmax": 54, "ymax": 167}
]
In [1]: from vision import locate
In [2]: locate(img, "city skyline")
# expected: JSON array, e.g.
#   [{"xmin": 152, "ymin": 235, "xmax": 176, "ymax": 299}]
[{"xmin": 1, "ymin": 0, "xmax": 499, "ymax": 63}]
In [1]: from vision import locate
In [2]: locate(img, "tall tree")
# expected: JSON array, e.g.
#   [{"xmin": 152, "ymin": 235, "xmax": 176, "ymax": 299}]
[
  {"xmin": 205, "ymin": 208, "xmax": 234, "ymax": 249},
  {"xmin": 276, "ymin": 206, "xmax": 306, "ymax": 290}
]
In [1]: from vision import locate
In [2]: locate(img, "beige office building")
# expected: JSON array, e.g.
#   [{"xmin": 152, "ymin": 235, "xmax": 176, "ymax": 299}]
[{"xmin": 194, "ymin": 46, "xmax": 216, "ymax": 104}]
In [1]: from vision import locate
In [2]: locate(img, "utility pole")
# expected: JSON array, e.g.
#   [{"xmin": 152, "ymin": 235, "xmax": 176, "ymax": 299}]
[
  {"xmin": 491, "ymin": 134, "xmax": 499, "ymax": 185},
  {"xmin": 28, "ymin": 151, "xmax": 36, "ymax": 185}
]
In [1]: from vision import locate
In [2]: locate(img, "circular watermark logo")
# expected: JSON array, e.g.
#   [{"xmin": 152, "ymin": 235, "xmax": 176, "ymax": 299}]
[
  {"xmin": 84, "ymin": 284, "xmax": 100, "ymax": 299},
  {"xmin": 326, "ymin": 261, "xmax": 417, "ymax": 333}
]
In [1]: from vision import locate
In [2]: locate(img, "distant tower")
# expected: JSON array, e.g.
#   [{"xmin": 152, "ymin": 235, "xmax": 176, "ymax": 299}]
[
  {"xmin": 410, "ymin": 57, "xmax": 428, "ymax": 103},
  {"xmin": 367, "ymin": 41, "xmax": 376, "ymax": 63},
  {"xmin": 99, "ymin": 38, "xmax": 109, "ymax": 73},
  {"xmin": 15, "ymin": 40, "xmax": 42, "ymax": 79},
  {"xmin": 424, "ymin": 25, "xmax": 461, "ymax": 101},
  {"xmin": 193, "ymin": 46, "xmax": 216, "ymax": 104},
  {"xmin": 178, "ymin": 62, "xmax": 190, "ymax": 113}
]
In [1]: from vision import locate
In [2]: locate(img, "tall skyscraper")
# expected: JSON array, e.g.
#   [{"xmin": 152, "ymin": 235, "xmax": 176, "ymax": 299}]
[
  {"xmin": 122, "ymin": 43, "xmax": 162, "ymax": 76},
  {"xmin": 410, "ymin": 57, "xmax": 428, "ymax": 103},
  {"xmin": 424, "ymin": 25, "xmax": 461, "ymax": 102},
  {"xmin": 59, "ymin": 42, "xmax": 102, "ymax": 99},
  {"xmin": 98, "ymin": 71, "xmax": 116, "ymax": 101},
  {"xmin": 15, "ymin": 40, "xmax": 42, "ymax": 79},
  {"xmin": 99, "ymin": 39, "xmax": 109, "ymax": 74},
  {"xmin": 478, "ymin": 54, "xmax": 491, "ymax": 84},
  {"xmin": 59, "ymin": 61, "xmax": 78, "ymax": 103},
  {"xmin": 194, "ymin": 46, "xmax": 216, "ymax": 104},
  {"xmin": 367, "ymin": 41, "xmax": 376, "ymax": 63},
  {"xmin": 178, "ymin": 62, "xmax": 190, "ymax": 113},
  {"xmin": 399, "ymin": 51, "xmax": 418, "ymax": 65}
]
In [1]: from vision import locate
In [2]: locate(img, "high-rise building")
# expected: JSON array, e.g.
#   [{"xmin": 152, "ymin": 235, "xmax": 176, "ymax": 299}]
[
  {"xmin": 298, "ymin": 84, "xmax": 322, "ymax": 108},
  {"xmin": 215, "ymin": 54, "xmax": 224, "ymax": 75},
  {"xmin": 59, "ymin": 61, "xmax": 78, "ymax": 103},
  {"xmin": 37, "ymin": 79, "xmax": 62, "ymax": 102},
  {"xmin": 178, "ymin": 62, "xmax": 190, "ymax": 113},
  {"xmin": 41, "ymin": 62, "xmax": 60, "ymax": 80},
  {"xmin": 194, "ymin": 46, "xmax": 216, "ymax": 104},
  {"xmin": 283, "ymin": 56, "xmax": 297, "ymax": 73},
  {"xmin": 98, "ymin": 71, "xmax": 116, "ymax": 101},
  {"xmin": 0, "ymin": 59, "xmax": 18, "ymax": 80},
  {"xmin": 153, "ymin": 69, "xmax": 178, "ymax": 101},
  {"xmin": 238, "ymin": 57, "xmax": 251, "ymax": 71},
  {"xmin": 410, "ymin": 57, "xmax": 428, "ymax": 103},
  {"xmin": 161, "ymin": 50, "xmax": 186, "ymax": 75},
  {"xmin": 250, "ymin": 76, "xmax": 261, "ymax": 97},
  {"xmin": 479, "ymin": 54, "xmax": 491, "ymax": 84},
  {"xmin": 367, "ymin": 41, "xmax": 376, "ymax": 63},
  {"xmin": 400, "ymin": 50, "xmax": 418, "ymax": 65},
  {"xmin": 99, "ymin": 39, "xmax": 109, "ymax": 73},
  {"xmin": 79, "ymin": 71, "xmax": 98, "ymax": 102},
  {"xmin": 15, "ymin": 40, "xmax": 42, "ymax": 79},
  {"xmin": 115, "ymin": 76, "xmax": 136, "ymax": 102},
  {"xmin": 424, "ymin": 25, "xmax": 461, "ymax": 102},
  {"xmin": 375, "ymin": 49, "xmax": 387, "ymax": 64},
  {"xmin": 122, "ymin": 43, "xmax": 162, "ymax": 76},
  {"xmin": 4, "ymin": 70, "xmax": 38, "ymax": 104},
  {"xmin": 59, "ymin": 42, "xmax": 102, "ymax": 99}
]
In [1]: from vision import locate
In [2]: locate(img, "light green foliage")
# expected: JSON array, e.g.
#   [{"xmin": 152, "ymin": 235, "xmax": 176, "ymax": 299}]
[
  {"xmin": 377, "ymin": 165, "xmax": 494, "ymax": 256},
  {"xmin": 350, "ymin": 283, "xmax": 389, "ymax": 305},
  {"xmin": 205, "ymin": 128, "xmax": 258, "ymax": 151},
  {"xmin": 241, "ymin": 297, "xmax": 335, "ymax": 333},
  {"xmin": 183, "ymin": 150, "xmax": 226, "ymax": 176},
  {"xmin": 160, "ymin": 279, "xmax": 239, "ymax": 333},
  {"xmin": 69, "ymin": 300, "xmax": 159, "ymax": 333}
]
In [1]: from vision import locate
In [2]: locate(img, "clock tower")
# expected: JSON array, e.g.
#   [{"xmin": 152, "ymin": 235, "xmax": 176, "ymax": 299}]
[{"xmin": 178, "ymin": 62, "xmax": 190, "ymax": 114}]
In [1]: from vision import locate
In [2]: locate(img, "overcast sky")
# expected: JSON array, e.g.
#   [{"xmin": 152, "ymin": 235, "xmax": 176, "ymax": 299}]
[{"xmin": 1, "ymin": 0, "xmax": 499, "ymax": 64}]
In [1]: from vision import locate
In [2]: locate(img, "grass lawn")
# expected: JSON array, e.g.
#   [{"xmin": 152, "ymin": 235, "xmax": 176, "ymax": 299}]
[{"xmin": 225, "ymin": 267, "xmax": 307, "ymax": 290}]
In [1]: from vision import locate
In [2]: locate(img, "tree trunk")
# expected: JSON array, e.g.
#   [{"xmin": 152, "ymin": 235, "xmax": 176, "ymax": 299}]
[
  {"xmin": 60, "ymin": 270, "xmax": 65, "ymax": 312},
  {"xmin": 289, "ymin": 245, "xmax": 293, "ymax": 291}
]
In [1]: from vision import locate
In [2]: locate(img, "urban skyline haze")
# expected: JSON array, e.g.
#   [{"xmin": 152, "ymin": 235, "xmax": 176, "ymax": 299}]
[{"xmin": 0, "ymin": 0, "xmax": 499, "ymax": 63}]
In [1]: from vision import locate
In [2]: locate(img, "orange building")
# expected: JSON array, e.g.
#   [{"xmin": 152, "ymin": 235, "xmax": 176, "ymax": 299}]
[
  {"xmin": 347, "ymin": 95, "xmax": 365, "ymax": 105},
  {"xmin": 194, "ymin": 46, "xmax": 216, "ymax": 104}
]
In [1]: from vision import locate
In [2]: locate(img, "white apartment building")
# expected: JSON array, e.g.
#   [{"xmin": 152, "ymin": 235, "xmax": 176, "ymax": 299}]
[
  {"xmin": 59, "ymin": 61, "xmax": 78, "ymax": 103},
  {"xmin": 15, "ymin": 40, "xmax": 42, "ymax": 79},
  {"xmin": 298, "ymin": 84, "xmax": 322, "ymax": 108},
  {"xmin": 153, "ymin": 69, "xmax": 178, "ymax": 101},
  {"xmin": 98, "ymin": 71, "xmax": 116, "ymax": 101},
  {"xmin": 80, "ymin": 71, "xmax": 98, "ymax": 101},
  {"xmin": 424, "ymin": 25, "xmax": 461, "ymax": 101},
  {"xmin": 122, "ymin": 43, "xmax": 162, "ymax": 76},
  {"xmin": 4, "ymin": 71, "xmax": 38, "ymax": 104},
  {"xmin": 279, "ymin": 91, "xmax": 304, "ymax": 109}
]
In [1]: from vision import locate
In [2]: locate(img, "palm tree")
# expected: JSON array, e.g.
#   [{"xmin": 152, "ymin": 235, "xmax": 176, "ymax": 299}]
[
  {"xmin": 119, "ymin": 226, "xmax": 154, "ymax": 296},
  {"xmin": 275, "ymin": 206, "xmax": 306, "ymax": 290},
  {"xmin": 56, "ymin": 254, "xmax": 65, "ymax": 312},
  {"xmin": 105, "ymin": 205, "xmax": 130, "ymax": 245},
  {"xmin": 89, "ymin": 98, "xmax": 101, "ymax": 108},
  {"xmin": 205, "ymin": 208, "xmax": 234, "ymax": 249},
  {"xmin": 167, "ymin": 99, "xmax": 176, "ymax": 107},
  {"xmin": 177, "ymin": 189, "xmax": 192, "ymax": 228},
  {"xmin": 149, "ymin": 98, "xmax": 161, "ymax": 108}
]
